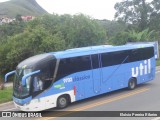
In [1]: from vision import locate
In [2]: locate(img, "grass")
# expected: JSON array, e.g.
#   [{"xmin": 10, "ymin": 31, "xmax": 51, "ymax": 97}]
[
  {"xmin": 156, "ymin": 59, "xmax": 160, "ymax": 66},
  {"xmin": 0, "ymin": 87, "xmax": 12, "ymax": 104}
]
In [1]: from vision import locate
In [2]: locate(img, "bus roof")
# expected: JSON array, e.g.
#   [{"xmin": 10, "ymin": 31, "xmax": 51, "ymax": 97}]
[{"xmin": 49, "ymin": 44, "xmax": 154, "ymax": 59}]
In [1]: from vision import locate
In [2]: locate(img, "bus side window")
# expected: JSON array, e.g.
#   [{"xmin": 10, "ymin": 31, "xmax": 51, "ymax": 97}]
[
  {"xmin": 56, "ymin": 56, "xmax": 91, "ymax": 81},
  {"xmin": 129, "ymin": 49, "xmax": 138, "ymax": 62},
  {"xmin": 72, "ymin": 56, "xmax": 91, "ymax": 72},
  {"xmin": 101, "ymin": 50, "xmax": 129, "ymax": 67},
  {"xmin": 91, "ymin": 54, "xmax": 99, "ymax": 69},
  {"xmin": 129, "ymin": 47, "xmax": 154, "ymax": 62}
]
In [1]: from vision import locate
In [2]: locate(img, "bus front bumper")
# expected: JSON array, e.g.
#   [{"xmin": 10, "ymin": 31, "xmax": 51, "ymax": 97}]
[{"xmin": 13, "ymin": 100, "xmax": 56, "ymax": 112}]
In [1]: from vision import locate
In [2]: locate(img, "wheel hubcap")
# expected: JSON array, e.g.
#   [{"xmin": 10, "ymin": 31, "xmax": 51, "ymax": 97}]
[
  {"xmin": 60, "ymin": 98, "xmax": 66, "ymax": 106},
  {"xmin": 130, "ymin": 81, "xmax": 135, "ymax": 88}
]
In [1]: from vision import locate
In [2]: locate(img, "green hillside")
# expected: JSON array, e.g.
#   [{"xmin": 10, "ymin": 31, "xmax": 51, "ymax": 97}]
[{"xmin": 0, "ymin": 0, "xmax": 47, "ymax": 18}]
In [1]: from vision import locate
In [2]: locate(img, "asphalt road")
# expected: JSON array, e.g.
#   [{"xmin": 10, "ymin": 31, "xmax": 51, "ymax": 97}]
[{"xmin": 0, "ymin": 67, "xmax": 160, "ymax": 120}]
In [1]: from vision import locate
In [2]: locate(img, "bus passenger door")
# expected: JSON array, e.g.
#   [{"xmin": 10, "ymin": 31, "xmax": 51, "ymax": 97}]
[{"xmin": 91, "ymin": 54, "xmax": 102, "ymax": 94}]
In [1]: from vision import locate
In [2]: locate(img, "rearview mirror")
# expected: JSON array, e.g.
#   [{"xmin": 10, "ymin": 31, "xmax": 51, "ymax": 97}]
[{"xmin": 5, "ymin": 71, "xmax": 16, "ymax": 82}]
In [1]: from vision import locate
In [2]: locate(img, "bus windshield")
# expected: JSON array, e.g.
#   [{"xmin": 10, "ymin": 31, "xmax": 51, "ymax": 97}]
[{"xmin": 13, "ymin": 69, "xmax": 32, "ymax": 98}]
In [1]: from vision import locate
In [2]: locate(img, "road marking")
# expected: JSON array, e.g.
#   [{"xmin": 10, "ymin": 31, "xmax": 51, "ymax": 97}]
[
  {"xmin": 152, "ymin": 117, "xmax": 160, "ymax": 120},
  {"xmin": 39, "ymin": 88, "xmax": 149, "ymax": 120},
  {"xmin": 2, "ymin": 108, "xmax": 17, "ymax": 111}
]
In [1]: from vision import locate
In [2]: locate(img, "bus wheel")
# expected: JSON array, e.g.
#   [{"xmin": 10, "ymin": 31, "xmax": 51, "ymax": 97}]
[
  {"xmin": 57, "ymin": 95, "xmax": 69, "ymax": 109},
  {"xmin": 128, "ymin": 78, "xmax": 136, "ymax": 90}
]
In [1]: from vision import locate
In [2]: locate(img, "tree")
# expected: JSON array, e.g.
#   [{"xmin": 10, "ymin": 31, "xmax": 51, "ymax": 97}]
[
  {"xmin": 0, "ymin": 25, "xmax": 66, "ymax": 74},
  {"xmin": 0, "ymin": 22, "xmax": 25, "ymax": 42},
  {"xmin": 114, "ymin": 0, "xmax": 160, "ymax": 32},
  {"xmin": 65, "ymin": 14, "xmax": 106, "ymax": 48},
  {"xmin": 109, "ymin": 28, "xmax": 158, "ymax": 45},
  {"xmin": 16, "ymin": 14, "xmax": 22, "ymax": 22},
  {"xmin": 97, "ymin": 19, "xmax": 127, "ymax": 39},
  {"xmin": 27, "ymin": 14, "xmax": 107, "ymax": 48},
  {"xmin": 148, "ymin": 0, "xmax": 160, "ymax": 31},
  {"xmin": 0, "ymin": 14, "xmax": 107, "ymax": 75},
  {"xmin": 114, "ymin": 0, "xmax": 152, "ymax": 31}
]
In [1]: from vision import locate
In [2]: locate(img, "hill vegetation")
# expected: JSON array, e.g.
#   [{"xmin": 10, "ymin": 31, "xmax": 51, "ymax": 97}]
[
  {"xmin": 0, "ymin": 0, "xmax": 47, "ymax": 18},
  {"xmin": 0, "ymin": 0, "xmax": 160, "ymax": 81},
  {"xmin": 0, "ymin": 14, "xmax": 106, "ymax": 76}
]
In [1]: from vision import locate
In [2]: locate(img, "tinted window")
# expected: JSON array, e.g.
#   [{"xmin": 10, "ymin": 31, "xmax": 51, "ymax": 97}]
[
  {"xmin": 38, "ymin": 60, "xmax": 56, "ymax": 81},
  {"xmin": 33, "ymin": 60, "xmax": 56, "ymax": 92},
  {"xmin": 101, "ymin": 47, "xmax": 154, "ymax": 67},
  {"xmin": 91, "ymin": 54, "xmax": 100, "ymax": 69},
  {"xmin": 56, "ymin": 56, "xmax": 91, "ymax": 80},
  {"xmin": 102, "ymin": 51, "xmax": 129, "ymax": 67},
  {"xmin": 129, "ymin": 47, "xmax": 154, "ymax": 62}
]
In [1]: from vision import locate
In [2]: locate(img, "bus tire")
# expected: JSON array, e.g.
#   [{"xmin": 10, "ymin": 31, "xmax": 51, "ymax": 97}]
[
  {"xmin": 57, "ymin": 95, "xmax": 69, "ymax": 109},
  {"xmin": 128, "ymin": 78, "xmax": 136, "ymax": 90}
]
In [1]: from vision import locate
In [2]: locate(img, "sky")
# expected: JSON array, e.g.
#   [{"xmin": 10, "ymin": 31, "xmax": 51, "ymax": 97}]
[
  {"xmin": 35, "ymin": 0, "xmax": 122, "ymax": 20},
  {"xmin": 0, "ymin": 0, "xmax": 123, "ymax": 20}
]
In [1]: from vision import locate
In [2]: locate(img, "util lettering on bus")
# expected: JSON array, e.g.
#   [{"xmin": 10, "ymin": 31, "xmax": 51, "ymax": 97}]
[{"xmin": 131, "ymin": 59, "xmax": 151, "ymax": 77}]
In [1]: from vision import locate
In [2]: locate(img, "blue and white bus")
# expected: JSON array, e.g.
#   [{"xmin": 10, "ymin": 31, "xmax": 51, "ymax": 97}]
[{"xmin": 5, "ymin": 44, "xmax": 156, "ymax": 111}]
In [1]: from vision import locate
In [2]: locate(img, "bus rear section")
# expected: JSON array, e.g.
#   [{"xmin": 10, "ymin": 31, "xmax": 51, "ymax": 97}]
[
  {"xmin": 66, "ymin": 45, "xmax": 156, "ymax": 101},
  {"xmin": 100, "ymin": 46, "xmax": 155, "ymax": 93}
]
